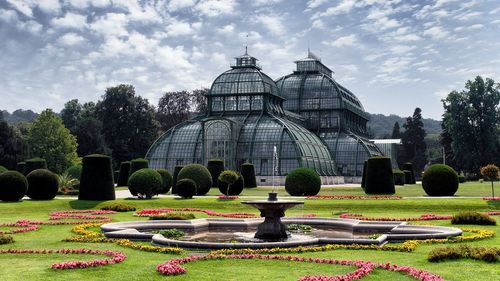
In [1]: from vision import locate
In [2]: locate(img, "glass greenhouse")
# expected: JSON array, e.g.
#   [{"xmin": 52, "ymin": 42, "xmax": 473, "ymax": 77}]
[
  {"xmin": 146, "ymin": 51, "xmax": 338, "ymax": 176},
  {"xmin": 276, "ymin": 51, "xmax": 382, "ymax": 176}
]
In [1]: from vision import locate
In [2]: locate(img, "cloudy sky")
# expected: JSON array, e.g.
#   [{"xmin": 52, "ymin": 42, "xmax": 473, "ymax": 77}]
[{"xmin": 1, "ymin": 0, "xmax": 499, "ymax": 119}]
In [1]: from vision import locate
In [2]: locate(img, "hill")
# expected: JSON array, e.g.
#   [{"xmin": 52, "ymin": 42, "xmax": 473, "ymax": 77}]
[
  {"xmin": 367, "ymin": 113, "xmax": 441, "ymax": 138},
  {"xmin": 0, "ymin": 109, "xmax": 38, "ymax": 124}
]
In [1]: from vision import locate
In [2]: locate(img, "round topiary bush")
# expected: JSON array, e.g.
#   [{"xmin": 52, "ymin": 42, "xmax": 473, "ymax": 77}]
[
  {"xmin": 285, "ymin": 167, "xmax": 321, "ymax": 196},
  {"xmin": 218, "ymin": 170, "xmax": 244, "ymax": 196},
  {"xmin": 117, "ymin": 161, "xmax": 131, "ymax": 187},
  {"xmin": 78, "ymin": 154, "xmax": 115, "ymax": 201},
  {"xmin": 422, "ymin": 164, "xmax": 459, "ymax": 196},
  {"xmin": 176, "ymin": 178, "xmax": 197, "ymax": 199},
  {"xmin": 128, "ymin": 158, "xmax": 149, "ymax": 196},
  {"xmin": 0, "ymin": 166, "xmax": 7, "ymax": 174},
  {"xmin": 24, "ymin": 158, "xmax": 47, "ymax": 175},
  {"xmin": 364, "ymin": 156, "xmax": 395, "ymax": 195},
  {"xmin": 156, "ymin": 168, "xmax": 173, "ymax": 194},
  {"xmin": 393, "ymin": 169, "xmax": 405, "ymax": 186},
  {"xmin": 241, "ymin": 163, "xmax": 257, "ymax": 188},
  {"xmin": 171, "ymin": 165, "xmax": 184, "ymax": 194},
  {"xmin": 361, "ymin": 161, "xmax": 367, "ymax": 189},
  {"xmin": 0, "ymin": 171, "xmax": 28, "ymax": 201},
  {"xmin": 26, "ymin": 169, "xmax": 59, "ymax": 200},
  {"xmin": 207, "ymin": 159, "xmax": 224, "ymax": 187},
  {"xmin": 66, "ymin": 165, "xmax": 82, "ymax": 180},
  {"xmin": 128, "ymin": 168, "xmax": 163, "ymax": 199},
  {"xmin": 402, "ymin": 162, "xmax": 416, "ymax": 184},
  {"xmin": 16, "ymin": 162, "xmax": 26, "ymax": 174},
  {"xmin": 177, "ymin": 164, "xmax": 212, "ymax": 196}
]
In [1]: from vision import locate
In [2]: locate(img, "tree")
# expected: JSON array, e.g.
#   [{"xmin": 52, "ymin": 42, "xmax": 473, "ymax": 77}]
[
  {"xmin": 27, "ymin": 109, "xmax": 78, "ymax": 173},
  {"xmin": 60, "ymin": 99, "xmax": 82, "ymax": 133},
  {"xmin": 0, "ymin": 119, "xmax": 28, "ymax": 169},
  {"xmin": 391, "ymin": 122, "xmax": 401, "ymax": 139},
  {"xmin": 191, "ymin": 88, "xmax": 209, "ymax": 114},
  {"xmin": 442, "ymin": 76, "xmax": 500, "ymax": 174},
  {"xmin": 480, "ymin": 164, "xmax": 499, "ymax": 198},
  {"xmin": 156, "ymin": 90, "xmax": 191, "ymax": 132},
  {"xmin": 401, "ymin": 108, "xmax": 427, "ymax": 175},
  {"xmin": 96, "ymin": 84, "xmax": 159, "ymax": 166}
]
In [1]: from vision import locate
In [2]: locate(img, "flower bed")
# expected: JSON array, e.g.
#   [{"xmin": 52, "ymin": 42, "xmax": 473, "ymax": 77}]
[
  {"xmin": 339, "ymin": 211, "xmax": 500, "ymax": 221},
  {"xmin": 217, "ymin": 195, "xmax": 240, "ymax": 200},
  {"xmin": 0, "ymin": 248, "xmax": 126, "ymax": 269},
  {"xmin": 156, "ymin": 254, "xmax": 444, "ymax": 281},
  {"xmin": 483, "ymin": 197, "xmax": 500, "ymax": 201},
  {"xmin": 306, "ymin": 195, "xmax": 402, "ymax": 200},
  {"xmin": 134, "ymin": 208, "xmax": 256, "ymax": 218}
]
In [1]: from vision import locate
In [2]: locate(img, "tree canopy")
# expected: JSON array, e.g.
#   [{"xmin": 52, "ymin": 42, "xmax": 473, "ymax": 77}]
[{"xmin": 401, "ymin": 107, "xmax": 427, "ymax": 174}]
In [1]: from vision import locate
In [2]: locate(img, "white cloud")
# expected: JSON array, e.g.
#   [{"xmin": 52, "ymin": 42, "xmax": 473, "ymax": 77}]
[
  {"xmin": 167, "ymin": 0, "xmax": 196, "ymax": 11},
  {"xmin": 6, "ymin": 0, "xmax": 34, "ymax": 17},
  {"xmin": 217, "ymin": 24, "xmax": 235, "ymax": 35},
  {"xmin": 322, "ymin": 35, "xmax": 358, "ymax": 47},
  {"xmin": 306, "ymin": 0, "xmax": 328, "ymax": 10},
  {"xmin": 37, "ymin": 0, "xmax": 61, "ymax": 14},
  {"xmin": 65, "ymin": 0, "xmax": 110, "ymax": 9},
  {"xmin": 390, "ymin": 45, "xmax": 416, "ymax": 54},
  {"xmin": 51, "ymin": 13, "xmax": 87, "ymax": 29},
  {"xmin": 166, "ymin": 19, "xmax": 202, "ymax": 37},
  {"xmin": 311, "ymin": 19, "xmax": 324, "ymax": 29},
  {"xmin": 57, "ymin": 32, "xmax": 86, "ymax": 45},
  {"xmin": 0, "ymin": 8, "xmax": 18, "ymax": 22},
  {"xmin": 254, "ymin": 14, "xmax": 285, "ymax": 35},
  {"xmin": 194, "ymin": 0, "xmax": 236, "ymax": 17},
  {"xmin": 90, "ymin": 13, "xmax": 129, "ymax": 38},
  {"xmin": 423, "ymin": 26, "xmax": 449, "ymax": 40}
]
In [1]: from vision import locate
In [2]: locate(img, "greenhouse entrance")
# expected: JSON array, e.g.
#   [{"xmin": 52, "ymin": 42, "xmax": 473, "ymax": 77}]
[{"xmin": 204, "ymin": 119, "xmax": 237, "ymax": 170}]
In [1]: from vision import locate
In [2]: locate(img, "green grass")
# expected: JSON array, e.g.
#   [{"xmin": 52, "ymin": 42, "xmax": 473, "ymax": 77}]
[{"xmin": 0, "ymin": 186, "xmax": 499, "ymax": 280}]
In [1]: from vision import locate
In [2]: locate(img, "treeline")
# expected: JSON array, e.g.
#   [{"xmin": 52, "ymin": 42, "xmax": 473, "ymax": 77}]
[{"xmin": 367, "ymin": 113, "xmax": 441, "ymax": 138}]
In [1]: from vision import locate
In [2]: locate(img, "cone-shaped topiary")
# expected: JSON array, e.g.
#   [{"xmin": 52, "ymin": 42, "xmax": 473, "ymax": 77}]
[
  {"xmin": 176, "ymin": 178, "xmax": 197, "ymax": 199},
  {"xmin": 218, "ymin": 170, "xmax": 244, "ymax": 196},
  {"xmin": 24, "ymin": 158, "xmax": 47, "ymax": 175},
  {"xmin": 128, "ymin": 168, "xmax": 163, "ymax": 199},
  {"xmin": 128, "ymin": 158, "xmax": 149, "ymax": 196},
  {"xmin": 364, "ymin": 156, "xmax": 395, "ymax": 195},
  {"xmin": 361, "ymin": 161, "xmax": 367, "ymax": 189},
  {"xmin": 0, "ymin": 171, "xmax": 28, "ymax": 201},
  {"xmin": 403, "ymin": 170, "xmax": 412, "ymax": 184},
  {"xmin": 117, "ymin": 161, "xmax": 130, "ymax": 187},
  {"xmin": 171, "ymin": 165, "xmax": 183, "ymax": 194},
  {"xmin": 16, "ymin": 162, "xmax": 26, "ymax": 174},
  {"xmin": 285, "ymin": 167, "xmax": 321, "ymax": 196},
  {"xmin": 0, "ymin": 166, "xmax": 7, "ymax": 174},
  {"xmin": 26, "ymin": 169, "xmax": 59, "ymax": 200},
  {"xmin": 78, "ymin": 154, "xmax": 115, "ymax": 200},
  {"xmin": 422, "ymin": 164, "xmax": 459, "ymax": 196},
  {"xmin": 207, "ymin": 159, "xmax": 224, "ymax": 187},
  {"xmin": 177, "ymin": 164, "xmax": 212, "ymax": 196},
  {"xmin": 241, "ymin": 163, "xmax": 257, "ymax": 188},
  {"xmin": 402, "ymin": 162, "xmax": 416, "ymax": 184},
  {"xmin": 156, "ymin": 168, "xmax": 173, "ymax": 194},
  {"xmin": 393, "ymin": 169, "xmax": 405, "ymax": 186},
  {"xmin": 66, "ymin": 165, "xmax": 82, "ymax": 180}
]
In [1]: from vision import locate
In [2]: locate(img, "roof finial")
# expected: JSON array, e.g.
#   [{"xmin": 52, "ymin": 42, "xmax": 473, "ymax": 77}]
[{"xmin": 245, "ymin": 33, "xmax": 249, "ymax": 55}]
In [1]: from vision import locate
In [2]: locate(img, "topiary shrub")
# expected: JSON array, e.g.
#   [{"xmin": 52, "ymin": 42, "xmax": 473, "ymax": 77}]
[
  {"xmin": 65, "ymin": 165, "xmax": 82, "ymax": 181},
  {"xmin": 176, "ymin": 178, "xmax": 197, "ymax": 199},
  {"xmin": 153, "ymin": 229, "xmax": 185, "ymax": 239},
  {"xmin": 128, "ymin": 158, "xmax": 149, "ymax": 196},
  {"xmin": 422, "ymin": 164, "xmax": 459, "ymax": 196},
  {"xmin": 0, "ymin": 166, "xmax": 7, "ymax": 174},
  {"xmin": 402, "ymin": 162, "xmax": 415, "ymax": 184},
  {"xmin": 177, "ymin": 164, "xmax": 212, "ymax": 196},
  {"xmin": 393, "ymin": 169, "xmax": 405, "ymax": 186},
  {"xmin": 78, "ymin": 154, "xmax": 115, "ymax": 201},
  {"xmin": 361, "ymin": 161, "xmax": 367, "ymax": 189},
  {"xmin": 403, "ymin": 170, "xmax": 412, "ymax": 184},
  {"xmin": 16, "ymin": 162, "xmax": 26, "ymax": 174},
  {"xmin": 218, "ymin": 170, "xmax": 244, "ymax": 196},
  {"xmin": 364, "ymin": 156, "xmax": 395, "ymax": 195},
  {"xmin": 26, "ymin": 169, "xmax": 59, "ymax": 200},
  {"xmin": 128, "ymin": 168, "xmax": 163, "ymax": 199},
  {"xmin": 149, "ymin": 212, "xmax": 195, "ymax": 220},
  {"xmin": 24, "ymin": 158, "xmax": 47, "ymax": 175},
  {"xmin": 156, "ymin": 169, "xmax": 173, "ymax": 194},
  {"xmin": 0, "ymin": 171, "xmax": 28, "ymax": 201},
  {"xmin": 207, "ymin": 159, "xmax": 224, "ymax": 187},
  {"xmin": 428, "ymin": 245, "xmax": 500, "ymax": 263},
  {"xmin": 117, "ymin": 161, "xmax": 131, "ymax": 187},
  {"xmin": 171, "ymin": 165, "xmax": 184, "ymax": 194},
  {"xmin": 241, "ymin": 163, "xmax": 257, "ymax": 188},
  {"xmin": 458, "ymin": 174, "xmax": 466, "ymax": 183},
  {"xmin": 451, "ymin": 212, "xmax": 496, "ymax": 225},
  {"xmin": 0, "ymin": 235, "xmax": 14, "ymax": 245},
  {"xmin": 100, "ymin": 202, "xmax": 136, "ymax": 212},
  {"xmin": 285, "ymin": 167, "xmax": 321, "ymax": 196}
]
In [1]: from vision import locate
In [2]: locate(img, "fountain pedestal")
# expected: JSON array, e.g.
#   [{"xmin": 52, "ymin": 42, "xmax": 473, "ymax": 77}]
[{"xmin": 242, "ymin": 193, "xmax": 303, "ymax": 240}]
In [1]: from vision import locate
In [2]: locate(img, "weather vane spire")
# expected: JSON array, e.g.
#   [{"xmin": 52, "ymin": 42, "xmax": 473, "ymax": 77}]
[{"xmin": 245, "ymin": 33, "xmax": 249, "ymax": 55}]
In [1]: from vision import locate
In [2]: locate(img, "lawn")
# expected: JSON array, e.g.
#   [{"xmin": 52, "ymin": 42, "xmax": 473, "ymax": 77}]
[{"xmin": 0, "ymin": 182, "xmax": 498, "ymax": 281}]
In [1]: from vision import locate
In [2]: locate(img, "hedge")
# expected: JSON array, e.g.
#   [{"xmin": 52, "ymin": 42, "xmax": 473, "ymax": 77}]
[
  {"xmin": 128, "ymin": 159, "xmax": 149, "ymax": 196},
  {"xmin": 393, "ymin": 169, "xmax": 405, "ymax": 186},
  {"xmin": 171, "ymin": 165, "xmax": 184, "ymax": 194},
  {"xmin": 176, "ymin": 178, "xmax": 197, "ymax": 199},
  {"xmin": 422, "ymin": 164, "xmax": 459, "ymax": 196},
  {"xmin": 285, "ymin": 168, "xmax": 321, "ymax": 196},
  {"xmin": 26, "ymin": 169, "xmax": 59, "ymax": 200},
  {"xmin": 218, "ymin": 171, "xmax": 244, "ymax": 196},
  {"xmin": 177, "ymin": 164, "xmax": 212, "ymax": 196},
  {"xmin": 117, "ymin": 161, "xmax": 131, "ymax": 187},
  {"xmin": 16, "ymin": 162, "xmax": 26, "ymax": 174},
  {"xmin": 241, "ymin": 163, "xmax": 257, "ymax": 188},
  {"xmin": 402, "ymin": 162, "xmax": 416, "ymax": 184},
  {"xmin": 364, "ymin": 156, "xmax": 395, "ymax": 195},
  {"xmin": 207, "ymin": 159, "xmax": 224, "ymax": 187},
  {"xmin": 78, "ymin": 154, "xmax": 115, "ymax": 200},
  {"xmin": 361, "ymin": 161, "xmax": 367, "ymax": 189},
  {"xmin": 128, "ymin": 168, "xmax": 163, "ymax": 199},
  {"xmin": 0, "ymin": 171, "xmax": 28, "ymax": 201},
  {"xmin": 156, "ymin": 169, "xmax": 173, "ymax": 194},
  {"xmin": 66, "ymin": 165, "xmax": 82, "ymax": 180},
  {"xmin": 24, "ymin": 158, "xmax": 47, "ymax": 175}
]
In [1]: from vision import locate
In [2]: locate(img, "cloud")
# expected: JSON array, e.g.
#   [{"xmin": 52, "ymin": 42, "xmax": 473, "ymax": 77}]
[
  {"xmin": 194, "ymin": 0, "xmax": 236, "ymax": 17},
  {"xmin": 306, "ymin": 0, "xmax": 328, "ymax": 10},
  {"xmin": 166, "ymin": 19, "xmax": 202, "ymax": 37},
  {"xmin": 51, "ymin": 12, "xmax": 87, "ymax": 29},
  {"xmin": 90, "ymin": 13, "xmax": 129, "ymax": 38},
  {"xmin": 6, "ymin": 0, "xmax": 34, "ymax": 17},
  {"xmin": 423, "ymin": 26, "xmax": 449, "ymax": 40},
  {"xmin": 322, "ymin": 35, "xmax": 358, "ymax": 47},
  {"xmin": 217, "ymin": 24, "xmax": 235, "ymax": 35},
  {"xmin": 390, "ymin": 45, "xmax": 416, "ymax": 55},
  {"xmin": 254, "ymin": 14, "xmax": 286, "ymax": 35},
  {"xmin": 37, "ymin": 0, "xmax": 62, "ymax": 14},
  {"xmin": 57, "ymin": 32, "xmax": 86, "ymax": 45},
  {"xmin": 167, "ymin": 0, "xmax": 196, "ymax": 11},
  {"xmin": 65, "ymin": 0, "xmax": 110, "ymax": 9}
]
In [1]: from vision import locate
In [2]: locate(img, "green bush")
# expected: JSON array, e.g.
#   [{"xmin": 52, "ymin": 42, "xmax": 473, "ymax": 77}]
[
  {"xmin": 153, "ymin": 228, "xmax": 185, "ymax": 239},
  {"xmin": 171, "ymin": 165, "xmax": 184, "ymax": 194},
  {"xmin": 0, "ymin": 166, "xmax": 7, "ymax": 174},
  {"xmin": 403, "ymin": 170, "xmax": 412, "ymax": 184},
  {"xmin": 451, "ymin": 212, "xmax": 496, "ymax": 225},
  {"xmin": 26, "ymin": 169, "xmax": 59, "ymax": 200},
  {"xmin": 364, "ymin": 156, "xmax": 395, "ymax": 195},
  {"xmin": 177, "ymin": 164, "xmax": 212, "ymax": 196},
  {"xmin": 422, "ymin": 164, "xmax": 459, "ymax": 196},
  {"xmin": 207, "ymin": 159, "xmax": 224, "ymax": 187},
  {"xmin": 65, "ymin": 165, "xmax": 82, "ymax": 180},
  {"xmin": 149, "ymin": 212, "xmax": 195, "ymax": 220},
  {"xmin": 117, "ymin": 161, "xmax": 131, "ymax": 187},
  {"xmin": 16, "ymin": 162, "xmax": 26, "ymax": 174},
  {"xmin": 393, "ymin": 169, "xmax": 405, "ymax": 186},
  {"xmin": 361, "ymin": 161, "xmax": 367, "ymax": 189},
  {"xmin": 218, "ymin": 171, "xmax": 244, "ymax": 196},
  {"xmin": 156, "ymin": 169, "xmax": 173, "ymax": 194},
  {"xmin": 458, "ymin": 174, "xmax": 466, "ymax": 183},
  {"xmin": 78, "ymin": 154, "xmax": 115, "ymax": 201},
  {"xmin": 24, "ymin": 158, "xmax": 47, "ymax": 175},
  {"xmin": 128, "ymin": 158, "xmax": 149, "ymax": 196},
  {"xmin": 428, "ymin": 245, "xmax": 500, "ymax": 263},
  {"xmin": 0, "ymin": 235, "xmax": 14, "ymax": 245},
  {"xmin": 241, "ymin": 163, "xmax": 257, "ymax": 188},
  {"xmin": 0, "ymin": 171, "xmax": 28, "ymax": 201},
  {"xmin": 402, "ymin": 162, "xmax": 415, "ymax": 184},
  {"xmin": 128, "ymin": 168, "xmax": 163, "ymax": 199},
  {"xmin": 100, "ymin": 202, "xmax": 136, "ymax": 212},
  {"xmin": 176, "ymin": 178, "xmax": 197, "ymax": 199},
  {"xmin": 285, "ymin": 167, "xmax": 321, "ymax": 196}
]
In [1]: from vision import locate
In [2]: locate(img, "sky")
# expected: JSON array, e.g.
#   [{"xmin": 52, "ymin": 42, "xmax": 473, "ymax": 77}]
[{"xmin": 1, "ymin": 0, "xmax": 499, "ymax": 120}]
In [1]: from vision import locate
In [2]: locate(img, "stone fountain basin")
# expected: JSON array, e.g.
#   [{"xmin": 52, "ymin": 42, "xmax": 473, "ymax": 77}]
[{"xmin": 100, "ymin": 217, "xmax": 462, "ymax": 249}]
